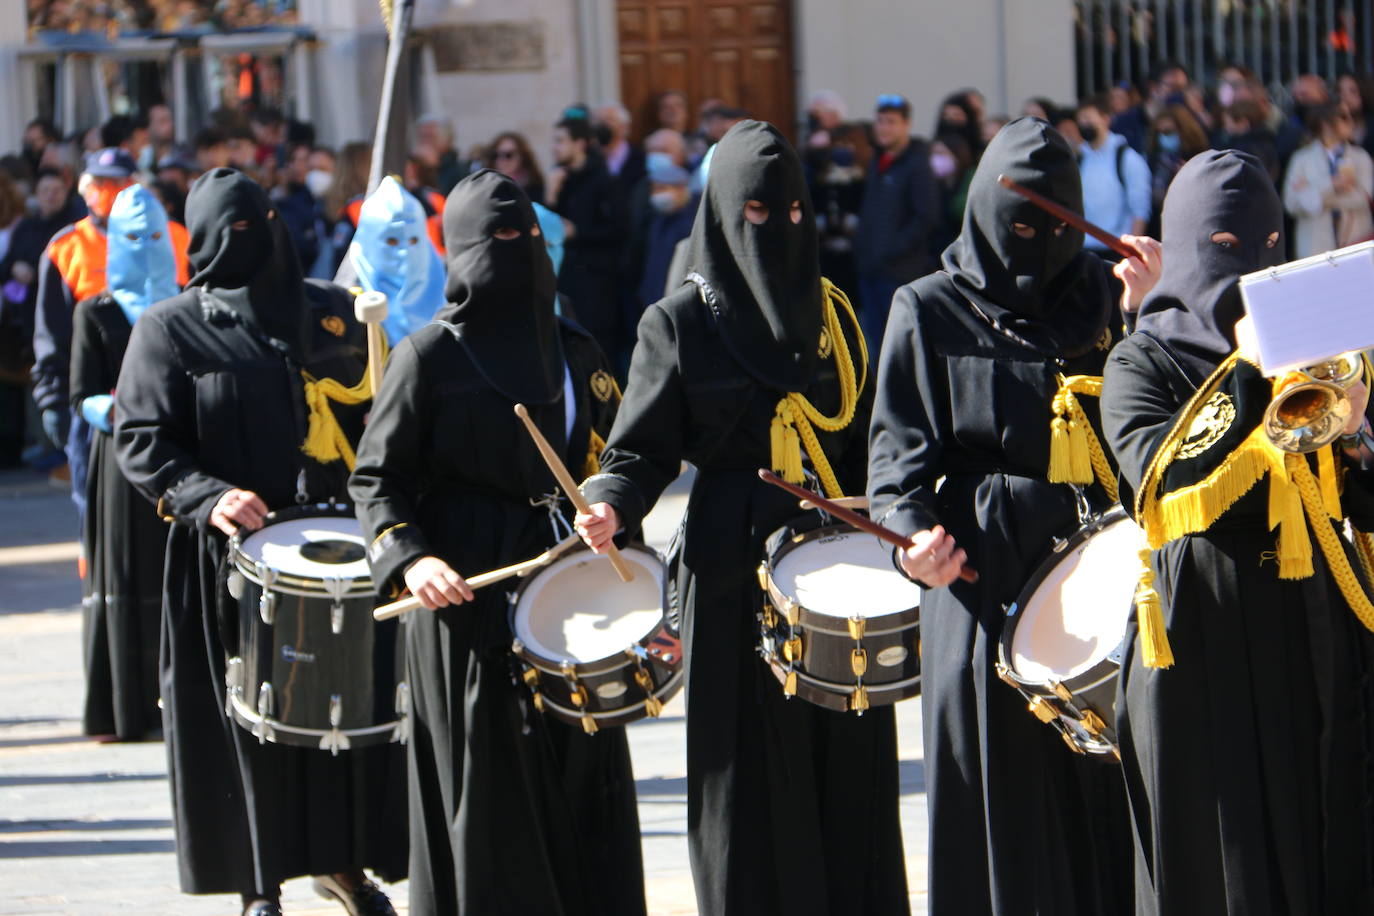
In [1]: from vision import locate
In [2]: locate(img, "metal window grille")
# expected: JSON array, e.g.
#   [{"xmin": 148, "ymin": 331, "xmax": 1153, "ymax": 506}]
[{"xmin": 1075, "ymin": 1, "xmax": 1373, "ymax": 98}]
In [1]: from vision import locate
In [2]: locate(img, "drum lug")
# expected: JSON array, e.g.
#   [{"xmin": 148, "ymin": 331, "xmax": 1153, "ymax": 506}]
[
  {"xmin": 1050, "ymin": 681, "xmax": 1074, "ymax": 703},
  {"xmin": 850, "ymin": 648, "xmax": 868, "ymax": 678},
  {"xmin": 783, "ymin": 635, "xmax": 804, "ymax": 664},
  {"xmin": 1027, "ymin": 696, "xmax": 1059, "ymax": 725},
  {"xmin": 391, "ymin": 682, "xmax": 412, "ymax": 744},
  {"xmin": 256, "ymin": 563, "xmax": 278, "ymax": 625},
  {"xmin": 756, "ymin": 562, "xmax": 769, "ymax": 592},
  {"xmin": 847, "ymin": 616, "xmax": 866, "ymax": 641},
  {"xmin": 580, "ymin": 712, "xmax": 598, "ymax": 736},
  {"xmin": 330, "ymin": 601, "xmax": 345, "ymax": 635},
  {"xmin": 783, "ymin": 670, "xmax": 798, "ymax": 697},
  {"xmin": 849, "ymin": 684, "xmax": 869, "ymax": 715},
  {"xmin": 227, "ymin": 569, "xmax": 245, "ymax": 600},
  {"xmin": 633, "ymin": 668, "xmax": 664, "ymax": 717},
  {"xmin": 761, "ymin": 602, "xmax": 778, "ymax": 629},
  {"xmin": 1080, "ymin": 709, "xmax": 1108, "ymax": 737},
  {"xmin": 320, "ymin": 695, "xmax": 351, "ymax": 756},
  {"xmin": 254, "ymin": 682, "xmax": 276, "ymax": 744},
  {"xmin": 783, "ymin": 599, "xmax": 800, "ymax": 628}
]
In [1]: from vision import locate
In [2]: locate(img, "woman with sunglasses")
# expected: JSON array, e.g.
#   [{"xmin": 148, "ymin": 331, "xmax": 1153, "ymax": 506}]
[
  {"xmin": 1282, "ymin": 102, "xmax": 1374, "ymax": 258},
  {"xmin": 486, "ymin": 131, "xmax": 547, "ymax": 206}
]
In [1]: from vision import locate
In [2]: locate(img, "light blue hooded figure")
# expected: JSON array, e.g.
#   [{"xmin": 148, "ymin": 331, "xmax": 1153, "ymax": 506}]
[
  {"xmin": 348, "ymin": 176, "xmax": 447, "ymax": 344},
  {"xmin": 82, "ymin": 185, "xmax": 179, "ymax": 432}
]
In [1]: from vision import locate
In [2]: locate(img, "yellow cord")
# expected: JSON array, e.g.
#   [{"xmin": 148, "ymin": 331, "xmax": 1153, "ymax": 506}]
[
  {"xmin": 1291, "ymin": 456, "xmax": 1374, "ymax": 633},
  {"xmin": 1048, "ymin": 374, "xmax": 1119, "ymax": 504},
  {"xmin": 300, "ymin": 334, "xmax": 388, "ymax": 471},
  {"xmin": 770, "ymin": 279, "xmax": 867, "ymax": 498}
]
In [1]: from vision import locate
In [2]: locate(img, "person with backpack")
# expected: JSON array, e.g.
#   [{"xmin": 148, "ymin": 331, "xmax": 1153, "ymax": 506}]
[{"xmin": 1076, "ymin": 96, "xmax": 1152, "ymax": 262}]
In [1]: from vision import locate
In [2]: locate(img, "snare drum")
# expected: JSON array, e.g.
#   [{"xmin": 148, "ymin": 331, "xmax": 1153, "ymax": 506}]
[
  {"xmin": 510, "ymin": 545, "xmax": 682, "ymax": 735},
  {"xmin": 758, "ymin": 524, "xmax": 923, "ymax": 714},
  {"xmin": 996, "ymin": 507, "xmax": 1144, "ymax": 758},
  {"xmin": 224, "ymin": 503, "xmax": 408, "ymax": 753}
]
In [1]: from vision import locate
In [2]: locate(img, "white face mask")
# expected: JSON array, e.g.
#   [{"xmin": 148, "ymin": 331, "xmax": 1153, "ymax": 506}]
[
  {"xmin": 305, "ymin": 169, "xmax": 333, "ymax": 198},
  {"xmin": 929, "ymin": 151, "xmax": 958, "ymax": 179},
  {"xmin": 650, "ymin": 190, "xmax": 683, "ymax": 214}
]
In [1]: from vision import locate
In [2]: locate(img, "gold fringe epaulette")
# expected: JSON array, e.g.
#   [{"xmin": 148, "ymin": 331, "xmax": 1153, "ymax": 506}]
[{"xmin": 769, "ymin": 278, "xmax": 868, "ymax": 499}]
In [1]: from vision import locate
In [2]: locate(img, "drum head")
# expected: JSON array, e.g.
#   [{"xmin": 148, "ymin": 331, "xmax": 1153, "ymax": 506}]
[
  {"xmin": 239, "ymin": 515, "xmax": 370, "ymax": 581},
  {"xmin": 773, "ymin": 531, "xmax": 921, "ymax": 618},
  {"xmin": 1010, "ymin": 514, "xmax": 1144, "ymax": 682},
  {"xmin": 512, "ymin": 547, "xmax": 665, "ymax": 664}
]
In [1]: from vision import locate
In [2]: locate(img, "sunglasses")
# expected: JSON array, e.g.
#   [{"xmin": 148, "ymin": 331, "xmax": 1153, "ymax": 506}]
[
  {"xmin": 876, "ymin": 94, "xmax": 908, "ymax": 109},
  {"xmin": 494, "ymin": 149, "xmax": 520, "ymax": 161}
]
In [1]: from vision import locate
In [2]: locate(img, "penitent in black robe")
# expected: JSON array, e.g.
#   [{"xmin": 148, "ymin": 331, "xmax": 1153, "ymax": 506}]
[
  {"xmin": 581, "ymin": 283, "xmax": 909, "ymax": 916},
  {"xmin": 1101, "ymin": 337, "xmax": 1374, "ymax": 915},
  {"xmin": 348, "ymin": 319, "xmax": 645, "ymax": 916},
  {"xmin": 866, "ymin": 272, "xmax": 1134, "ymax": 915},
  {"xmin": 114, "ymin": 284, "xmax": 407, "ymax": 895},
  {"xmin": 69, "ymin": 292, "xmax": 165, "ymax": 739}
]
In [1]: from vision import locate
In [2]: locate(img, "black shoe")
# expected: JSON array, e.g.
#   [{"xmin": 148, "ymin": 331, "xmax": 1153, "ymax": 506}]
[
  {"xmin": 242, "ymin": 900, "xmax": 281, "ymax": 916},
  {"xmin": 312, "ymin": 875, "xmax": 396, "ymax": 916}
]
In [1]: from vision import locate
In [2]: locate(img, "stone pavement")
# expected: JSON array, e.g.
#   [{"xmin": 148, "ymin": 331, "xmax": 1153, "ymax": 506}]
[{"xmin": 0, "ymin": 469, "xmax": 928, "ymax": 915}]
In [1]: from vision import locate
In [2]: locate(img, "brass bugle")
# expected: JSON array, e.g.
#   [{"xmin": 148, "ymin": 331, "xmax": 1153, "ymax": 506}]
[{"xmin": 1263, "ymin": 352, "xmax": 1364, "ymax": 453}]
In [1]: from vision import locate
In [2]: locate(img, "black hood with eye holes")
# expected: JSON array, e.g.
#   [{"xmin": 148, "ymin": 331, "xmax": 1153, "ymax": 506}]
[
  {"xmin": 437, "ymin": 169, "xmax": 563, "ymax": 405},
  {"xmin": 682, "ymin": 120, "xmax": 823, "ymax": 392},
  {"xmin": 941, "ymin": 117, "xmax": 1111, "ymax": 357},
  {"xmin": 185, "ymin": 167, "xmax": 311, "ymax": 357},
  {"xmin": 1134, "ymin": 149, "xmax": 1284, "ymax": 385}
]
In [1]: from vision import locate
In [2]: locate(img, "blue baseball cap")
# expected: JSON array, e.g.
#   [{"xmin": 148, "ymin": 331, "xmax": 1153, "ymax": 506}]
[{"xmin": 85, "ymin": 147, "xmax": 137, "ymax": 179}]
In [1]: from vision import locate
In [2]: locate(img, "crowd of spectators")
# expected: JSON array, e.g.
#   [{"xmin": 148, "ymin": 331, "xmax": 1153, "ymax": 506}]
[
  {"xmin": 26, "ymin": 0, "xmax": 297, "ymax": 36},
  {"xmin": 0, "ymin": 63, "xmax": 1370, "ymax": 479}
]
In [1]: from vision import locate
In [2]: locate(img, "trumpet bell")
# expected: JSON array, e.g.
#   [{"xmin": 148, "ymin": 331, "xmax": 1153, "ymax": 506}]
[{"xmin": 1263, "ymin": 379, "xmax": 1352, "ymax": 453}]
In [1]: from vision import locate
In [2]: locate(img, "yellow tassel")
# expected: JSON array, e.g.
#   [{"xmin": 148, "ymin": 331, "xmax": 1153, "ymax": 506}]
[
  {"xmin": 1318, "ymin": 446, "xmax": 1343, "ymax": 520},
  {"xmin": 1068, "ymin": 414, "xmax": 1093, "ymax": 483},
  {"xmin": 783, "ymin": 424, "xmax": 804, "ymax": 484},
  {"xmin": 1048, "ymin": 415, "xmax": 1074, "ymax": 484},
  {"xmin": 1134, "ymin": 548, "xmax": 1174, "ymax": 669},
  {"xmin": 584, "ymin": 429, "xmax": 606, "ymax": 478},
  {"xmin": 299, "ymin": 365, "xmax": 374, "ymax": 471},
  {"xmin": 770, "ymin": 409, "xmax": 789, "ymax": 475},
  {"xmin": 1270, "ymin": 454, "xmax": 1314, "ymax": 579},
  {"xmin": 1047, "ymin": 377, "xmax": 1108, "ymax": 489}
]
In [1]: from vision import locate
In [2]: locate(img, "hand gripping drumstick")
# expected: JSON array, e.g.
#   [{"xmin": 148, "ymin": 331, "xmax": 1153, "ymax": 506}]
[
  {"xmin": 996, "ymin": 174, "xmax": 1142, "ymax": 262},
  {"xmin": 757, "ymin": 469, "xmax": 979, "ymax": 584},
  {"xmin": 373, "ymin": 533, "xmax": 581, "ymax": 620},
  {"xmin": 354, "ymin": 291, "xmax": 389, "ymax": 397},
  {"xmin": 514, "ymin": 403, "xmax": 635, "ymax": 583}
]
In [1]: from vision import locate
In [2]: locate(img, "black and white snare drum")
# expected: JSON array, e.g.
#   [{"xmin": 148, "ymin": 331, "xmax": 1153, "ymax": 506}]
[
  {"xmin": 996, "ymin": 507, "xmax": 1144, "ymax": 758},
  {"xmin": 510, "ymin": 545, "xmax": 682, "ymax": 735},
  {"xmin": 224, "ymin": 503, "xmax": 408, "ymax": 753},
  {"xmin": 758, "ymin": 524, "xmax": 923, "ymax": 714}
]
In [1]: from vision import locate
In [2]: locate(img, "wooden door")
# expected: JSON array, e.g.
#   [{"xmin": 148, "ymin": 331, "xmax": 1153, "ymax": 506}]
[{"xmin": 617, "ymin": 0, "xmax": 796, "ymax": 143}]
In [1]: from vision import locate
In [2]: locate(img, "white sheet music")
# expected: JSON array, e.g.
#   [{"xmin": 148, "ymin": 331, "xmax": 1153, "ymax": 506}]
[{"xmin": 1240, "ymin": 241, "xmax": 1374, "ymax": 375}]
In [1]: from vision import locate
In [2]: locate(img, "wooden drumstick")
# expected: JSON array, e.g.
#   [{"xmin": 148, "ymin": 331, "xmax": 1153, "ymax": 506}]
[
  {"xmin": 513, "ymin": 403, "xmax": 635, "ymax": 583},
  {"xmin": 354, "ymin": 290, "xmax": 389, "ymax": 397},
  {"xmin": 996, "ymin": 174, "xmax": 1142, "ymax": 261},
  {"xmin": 373, "ymin": 533, "xmax": 580, "ymax": 620},
  {"xmin": 799, "ymin": 495, "xmax": 869, "ymax": 512},
  {"xmin": 758, "ymin": 469, "xmax": 979, "ymax": 584}
]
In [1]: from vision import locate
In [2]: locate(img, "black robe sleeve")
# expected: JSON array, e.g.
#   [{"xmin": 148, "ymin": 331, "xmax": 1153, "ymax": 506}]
[
  {"xmin": 582, "ymin": 303, "xmax": 689, "ymax": 539},
  {"xmin": 114, "ymin": 313, "xmax": 234, "ymax": 526},
  {"xmin": 31, "ymin": 254, "xmax": 75, "ymax": 411},
  {"xmin": 68, "ymin": 296, "xmax": 119, "ymax": 412},
  {"xmin": 865, "ymin": 285, "xmax": 946, "ymax": 538},
  {"xmin": 349, "ymin": 336, "xmax": 436, "ymax": 590},
  {"xmin": 1099, "ymin": 336, "xmax": 1191, "ymax": 514}
]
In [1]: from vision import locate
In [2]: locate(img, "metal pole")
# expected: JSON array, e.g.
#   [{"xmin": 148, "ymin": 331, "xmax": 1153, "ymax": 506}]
[
  {"xmin": 1270, "ymin": 0, "xmax": 1281, "ymax": 86},
  {"xmin": 367, "ymin": 0, "xmax": 415, "ymax": 194},
  {"xmin": 1251, "ymin": 0, "xmax": 1262, "ymax": 78},
  {"xmin": 1363, "ymin": 0, "xmax": 1373, "ymax": 75},
  {"xmin": 1103, "ymin": 0, "xmax": 1114, "ymax": 91},
  {"xmin": 1326, "ymin": 0, "xmax": 1336, "ymax": 81},
  {"xmin": 1307, "ymin": 0, "xmax": 1318, "ymax": 78},
  {"xmin": 1194, "ymin": 0, "xmax": 1204, "ymax": 89}
]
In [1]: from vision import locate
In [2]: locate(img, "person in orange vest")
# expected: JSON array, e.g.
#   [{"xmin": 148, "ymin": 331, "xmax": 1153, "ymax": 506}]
[{"xmin": 32, "ymin": 148, "xmax": 189, "ymax": 521}]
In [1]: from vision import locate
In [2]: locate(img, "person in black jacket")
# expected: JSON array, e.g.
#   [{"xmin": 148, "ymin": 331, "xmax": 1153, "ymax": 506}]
[
  {"xmin": 114, "ymin": 169, "xmax": 405, "ymax": 916},
  {"xmin": 549, "ymin": 115, "xmax": 625, "ymax": 366},
  {"xmin": 855, "ymin": 94, "xmax": 939, "ymax": 353},
  {"xmin": 348, "ymin": 170, "xmax": 645, "ymax": 916}
]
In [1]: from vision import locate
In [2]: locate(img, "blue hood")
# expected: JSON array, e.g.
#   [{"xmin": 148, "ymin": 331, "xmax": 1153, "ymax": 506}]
[
  {"xmin": 348, "ymin": 176, "xmax": 447, "ymax": 343},
  {"xmin": 107, "ymin": 185, "xmax": 179, "ymax": 326}
]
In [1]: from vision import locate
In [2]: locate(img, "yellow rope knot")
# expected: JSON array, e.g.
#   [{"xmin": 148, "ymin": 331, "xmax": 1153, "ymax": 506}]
[
  {"xmin": 300, "ymin": 334, "xmax": 386, "ymax": 471},
  {"xmin": 1047, "ymin": 374, "xmax": 1118, "ymax": 503},
  {"xmin": 769, "ymin": 279, "xmax": 867, "ymax": 498}
]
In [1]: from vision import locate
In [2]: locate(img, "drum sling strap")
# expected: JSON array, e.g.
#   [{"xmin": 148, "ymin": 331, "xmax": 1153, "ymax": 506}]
[
  {"xmin": 767, "ymin": 278, "xmax": 867, "ymax": 499},
  {"xmin": 1131, "ymin": 350, "xmax": 1374, "ymax": 669}
]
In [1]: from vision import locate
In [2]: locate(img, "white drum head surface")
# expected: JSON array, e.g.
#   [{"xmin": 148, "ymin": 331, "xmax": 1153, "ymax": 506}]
[
  {"xmin": 513, "ymin": 548, "xmax": 665, "ymax": 664},
  {"xmin": 240, "ymin": 516, "xmax": 370, "ymax": 581},
  {"xmin": 773, "ymin": 531, "xmax": 922, "ymax": 619},
  {"xmin": 1011, "ymin": 516, "xmax": 1144, "ymax": 682}
]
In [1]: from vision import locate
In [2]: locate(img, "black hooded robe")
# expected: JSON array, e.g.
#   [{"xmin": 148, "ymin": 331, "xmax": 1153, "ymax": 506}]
[
  {"xmin": 582, "ymin": 122, "xmax": 909, "ymax": 916},
  {"xmin": 114, "ymin": 170, "xmax": 406, "ymax": 896},
  {"xmin": 70, "ymin": 293, "xmax": 166, "ymax": 739},
  {"xmin": 1102, "ymin": 150, "xmax": 1374, "ymax": 915},
  {"xmin": 866, "ymin": 118, "xmax": 1134, "ymax": 916},
  {"xmin": 348, "ymin": 170, "xmax": 646, "ymax": 916}
]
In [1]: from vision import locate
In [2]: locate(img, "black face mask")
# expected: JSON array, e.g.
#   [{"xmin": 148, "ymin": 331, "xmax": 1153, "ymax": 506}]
[
  {"xmin": 683, "ymin": 120, "xmax": 823, "ymax": 392},
  {"xmin": 942, "ymin": 117, "xmax": 1110, "ymax": 356},
  {"xmin": 1079, "ymin": 123, "xmax": 1100, "ymax": 144},
  {"xmin": 1135, "ymin": 149, "xmax": 1284, "ymax": 384},
  {"xmin": 184, "ymin": 167, "xmax": 309, "ymax": 355},
  {"xmin": 437, "ymin": 169, "xmax": 563, "ymax": 405}
]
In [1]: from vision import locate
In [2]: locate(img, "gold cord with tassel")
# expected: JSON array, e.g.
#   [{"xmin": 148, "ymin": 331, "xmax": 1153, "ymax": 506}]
[
  {"xmin": 769, "ymin": 279, "xmax": 867, "ymax": 498},
  {"xmin": 300, "ymin": 333, "xmax": 387, "ymax": 471},
  {"xmin": 1048, "ymin": 374, "xmax": 1118, "ymax": 503},
  {"xmin": 1291, "ymin": 456, "xmax": 1374, "ymax": 633},
  {"xmin": 1133, "ymin": 547, "xmax": 1173, "ymax": 669}
]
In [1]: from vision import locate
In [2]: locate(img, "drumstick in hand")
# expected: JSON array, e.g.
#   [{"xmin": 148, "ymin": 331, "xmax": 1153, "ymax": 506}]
[
  {"xmin": 758, "ymin": 469, "xmax": 979, "ymax": 583},
  {"xmin": 996, "ymin": 174, "xmax": 1141, "ymax": 261},
  {"xmin": 373, "ymin": 533, "xmax": 580, "ymax": 620},
  {"xmin": 514, "ymin": 403, "xmax": 634, "ymax": 583}
]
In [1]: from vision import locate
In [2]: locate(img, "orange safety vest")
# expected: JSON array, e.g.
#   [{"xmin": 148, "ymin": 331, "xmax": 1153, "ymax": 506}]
[
  {"xmin": 424, "ymin": 189, "xmax": 445, "ymax": 256},
  {"xmin": 48, "ymin": 217, "xmax": 192, "ymax": 301}
]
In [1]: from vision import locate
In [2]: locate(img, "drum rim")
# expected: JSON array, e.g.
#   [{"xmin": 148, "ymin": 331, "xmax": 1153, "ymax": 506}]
[
  {"xmin": 761, "ymin": 655, "xmax": 921, "ymax": 711},
  {"xmin": 508, "ymin": 543, "xmax": 672, "ymax": 673},
  {"xmin": 229, "ymin": 501, "xmax": 373, "ymax": 593},
  {"xmin": 997, "ymin": 506, "xmax": 1135, "ymax": 694},
  {"xmin": 762, "ymin": 524, "xmax": 921, "ymax": 635},
  {"xmin": 532, "ymin": 667, "xmax": 684, "ymax": 724}
]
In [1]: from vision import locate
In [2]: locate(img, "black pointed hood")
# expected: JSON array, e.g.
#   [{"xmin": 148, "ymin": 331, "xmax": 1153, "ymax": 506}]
[
  {"xmin": 1134, "ymin": 149, "xmax": 1284, "ymax": 384},
  {"xmin": 683, "ymin": 120, "xmax": 823, "ymax": 392},
  {"xmin": 437, "ymin": 169, "xmax": 563, "ymax": 404},
  {"xmin": 185, "ymin": 167, "xmax": 310, "ymax": 356},
  {"xmin": 942, "ymin": 117, "xmax": 1110, "ymax": 356}
]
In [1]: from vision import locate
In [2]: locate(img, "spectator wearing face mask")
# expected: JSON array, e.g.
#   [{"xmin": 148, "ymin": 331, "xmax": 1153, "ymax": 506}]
[
  {"xmin": 636, "ymin": 155, "xmax": 697, "ymax": 322},
  {"xmin": 621, "ymin": 129, "xmax": 688, "ymax": 317},
  {"xmin": 927, "ymin": 132, "xmax": 975, "ymax": 255},
  {"xmin": 934, "ymin": 92, "xmax": 985, "ymax": 161},
  {"xmin": 1075, "ymin": 96, "xmax": 1152, "ymax": 261},
  {"xmin": 271, "ymin": 141, "xmax": 328, "ymax": 276},
  {"xmin": 1145, "ymin": 104, "xmax": 1210, "ymax": 236},
  {"xmin": 812, "ymin": 122, "xmax": 869, "ymax": 300}
]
